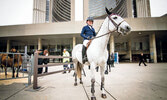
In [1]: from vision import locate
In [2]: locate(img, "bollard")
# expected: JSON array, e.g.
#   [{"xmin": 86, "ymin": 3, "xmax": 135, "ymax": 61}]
[{"xmin": 33, "ymin": 53, "xmax": 38, "ymax": 89}]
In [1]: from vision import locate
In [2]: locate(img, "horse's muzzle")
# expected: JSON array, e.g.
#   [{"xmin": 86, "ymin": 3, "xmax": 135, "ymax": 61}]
[
  {"xmin": 126, "ymin": 26, "xmax": 131, "ymax": 33},
  {"xmin": 120, "ymin": 26, "xmax": 131, "ymax": 36}
]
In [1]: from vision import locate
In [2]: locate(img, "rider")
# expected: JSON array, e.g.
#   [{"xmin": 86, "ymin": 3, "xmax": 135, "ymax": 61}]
[{"xmin": 80, "ymin": 17, "xmax": 96, "ymax": 63}]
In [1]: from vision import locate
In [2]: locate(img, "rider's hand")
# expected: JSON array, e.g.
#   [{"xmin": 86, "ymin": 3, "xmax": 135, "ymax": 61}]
[{"xmin": 87, "ymin": 36, "xmax": 90, "ymax": 40}]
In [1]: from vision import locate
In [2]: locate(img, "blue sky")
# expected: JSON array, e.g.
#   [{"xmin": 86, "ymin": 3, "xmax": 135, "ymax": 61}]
[{"xmin": 0, "ymin": 0, "xmax": 166, "ymax": 26}]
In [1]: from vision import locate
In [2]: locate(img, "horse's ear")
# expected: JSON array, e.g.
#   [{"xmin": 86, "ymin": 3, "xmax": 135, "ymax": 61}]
[{"xmin": 105, "ymin": 7, "xmax": 112, "ymax": 15}]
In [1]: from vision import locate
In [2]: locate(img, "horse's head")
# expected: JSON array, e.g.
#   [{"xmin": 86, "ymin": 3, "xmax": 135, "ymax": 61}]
[
  {"xmin": 106, "ymin": 8, "xmax": 131, "ymax": 36},
  {"xmin": 10, "ymin": 48, "xmax": 17, "ymax": 53}
]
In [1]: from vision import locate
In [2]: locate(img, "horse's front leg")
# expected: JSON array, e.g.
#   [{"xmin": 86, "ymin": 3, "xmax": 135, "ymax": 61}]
[
  {"xmin": 16, "ymin": 66, "xmax": 20, "ymax": 77},
  {"xmin": 90, "ymin": 62, "xmax": 96, "ymax": 100},
  {"xmin": 5, "ymin": 67, "xmax": 7, "ymax": 77},
  {"xmin": 100, "ymin": 64, "xmax": 107, "ymax": 99},
  {"xmin": 109, "ymin": 63, "xmax": 111, "ymax": 72},
  {"xmin": 12, "ymin": 66, "xmax": 15, "ymax": 78},
  {"xmin": 105, "ymin": 64, "xmax": 108, "ymax": 74},
  {"xmin": 3, "ymin": 65, "xmax": 7, "ymax": 78}
]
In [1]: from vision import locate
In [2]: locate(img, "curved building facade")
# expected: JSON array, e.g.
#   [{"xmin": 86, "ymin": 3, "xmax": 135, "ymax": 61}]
[
  {"xmin": 90, "ymin": 0, "xmax": 128, "ymax": 19},
  {"xmin": 89, "ymin": 0, "xmax": 151, "ymax": 19},
  {"xmin": 52, "ymin": 0, "xmax": 71, "ymax": 22},
  {"xmin": 33, "ymin": 0, "xmax": 151, "ymax": 22},
  {"xmin": 89, "ymin": 0, "xmax": 117, "ymax": 18},
  {"xmin": 112, "ymin": 0, "xmax": 128, "ymax": 18},
  {"xmin": 33, "ymin": 0, "xmax": 46, "ymax": 23}
]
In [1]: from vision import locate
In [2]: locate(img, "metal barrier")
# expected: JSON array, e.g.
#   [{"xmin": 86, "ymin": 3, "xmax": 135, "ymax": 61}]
[
  {"xmin": 0, "ymin": 52, "xmax": 33, "ymax": 86},
  {"xmin": 33, "ymin": 53, "xmax": 73, "ymax": 89}
]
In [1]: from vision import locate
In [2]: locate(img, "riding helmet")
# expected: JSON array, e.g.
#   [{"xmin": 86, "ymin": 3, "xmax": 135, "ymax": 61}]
[{"xmin": 87, "ymin": 17, "xmax": 94, "ymax": 22}]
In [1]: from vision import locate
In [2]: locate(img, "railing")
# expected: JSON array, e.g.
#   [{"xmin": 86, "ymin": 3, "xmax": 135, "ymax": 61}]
[{"xmin": 33, "ymin": 53, "xmax": 73, "ymax": 89}]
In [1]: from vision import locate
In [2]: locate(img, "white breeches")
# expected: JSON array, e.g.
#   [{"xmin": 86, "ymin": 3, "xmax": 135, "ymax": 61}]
[{"xmin": 83, "ymin": 40, "xmax": 89, "ymax": 47}]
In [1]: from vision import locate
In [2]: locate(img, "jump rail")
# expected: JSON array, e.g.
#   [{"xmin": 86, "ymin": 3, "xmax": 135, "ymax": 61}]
[{"xmin": 33, "ymin": 53, "xmax": 73, "ymax": 89}]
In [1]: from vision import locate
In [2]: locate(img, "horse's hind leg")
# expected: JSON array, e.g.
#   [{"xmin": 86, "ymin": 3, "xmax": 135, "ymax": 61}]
[
  {"xmin": 5, "ymin": 67, "xmax": 7, "ymax": 76},
  {"xmin": 74, "ymin": 72, "xmax": 77, "ymax": 86},
  {"xmin": 80, "ymin": 78, "xmax": 83, "ymax": 84},
  {"xmin": 3, "ymin": 66, "xmax": 7, "ymax": 78},
  {"xmin": 74, "ymin": 62, "xmax": 78, "ymax": 86},
  {"xmin": 12, "ymin": 66, "xmax": 15, "ymax": 78}
]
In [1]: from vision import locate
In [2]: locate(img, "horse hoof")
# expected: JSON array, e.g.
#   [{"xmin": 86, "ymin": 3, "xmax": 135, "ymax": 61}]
[
  {"xmin": 74, "ymin": 83, "xmax": 77, "ymax": 86},
  {"xmin": 91, "ymin": 96, "xmax": 96, "ymax": 100},
  {"xmin": 105, "ymin": 71, "xmax": 108, "ymax": 74},
  {"xmin": 101, "ymin": 94, "xmax": 107, "ymax": 98},
  {"xmin": 80, "ymin": 81, "xmax": 83, "ymax": 84}
]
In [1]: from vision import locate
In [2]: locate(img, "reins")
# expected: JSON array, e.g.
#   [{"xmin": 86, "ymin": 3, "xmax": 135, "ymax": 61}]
[
  {"xmin": 91, "ymin": 30, "xmax": 116, "ymax": 40},
  {"xmin": 91, "ymin": 15, "xmax": 125, "ymax": 40}
]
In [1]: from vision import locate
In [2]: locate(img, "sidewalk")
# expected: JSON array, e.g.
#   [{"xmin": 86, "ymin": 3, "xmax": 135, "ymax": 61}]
[{"xmin": 0, "ymin": 63, "xmax": 167, "ymax": 100}]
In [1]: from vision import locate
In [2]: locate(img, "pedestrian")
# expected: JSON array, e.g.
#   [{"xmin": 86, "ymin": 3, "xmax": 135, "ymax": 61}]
[
  {"xmin": 139, "ymin": 53, "xmax": 147, "ymax": 66},
  {"xmin": 80, "ymin": 17, "xmax": 96, "ymax": 64},
  {"xmin": 62, "ymin": 48, "xmax": 70, "ymax": 74},
  {"xmin": 105, "ymin": 53, "xmax": 111, "ymax": 74},
  {"xmin": 36, "ymin": 49, "xmax": 43, "ymax": 74},
  {"xmin": 111, "ymin": 53, "xmax": 115, "ymax": 67},
  {"xmin": 43, "ymin": 49, "xmax": 49, "ymax": 73}
]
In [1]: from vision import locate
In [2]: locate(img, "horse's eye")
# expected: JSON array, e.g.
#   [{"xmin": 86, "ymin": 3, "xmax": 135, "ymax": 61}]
[{"xmin": 113, "ymin": 17, "xmax": 117, "ymax": 19}]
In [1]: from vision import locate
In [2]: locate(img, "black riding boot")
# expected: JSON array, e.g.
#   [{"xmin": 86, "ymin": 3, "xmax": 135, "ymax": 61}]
[{"xmin": 82, "ymin": 45, "xmax": 87, "ymax": 64}]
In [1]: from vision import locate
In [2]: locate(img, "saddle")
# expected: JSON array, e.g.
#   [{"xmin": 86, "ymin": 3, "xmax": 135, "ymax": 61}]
[{"xmin": 86, "ymin": 40, "xmax": 92, "ymax": 49}]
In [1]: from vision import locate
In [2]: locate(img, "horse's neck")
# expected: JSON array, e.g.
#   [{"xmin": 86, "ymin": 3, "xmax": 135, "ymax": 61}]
[{"xmin": 93, "ymin": 17, "xmax": 115, "ymax": 50}]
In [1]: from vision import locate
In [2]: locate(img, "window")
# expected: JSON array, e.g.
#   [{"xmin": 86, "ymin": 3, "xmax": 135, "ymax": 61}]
[
  {"xmin": 46, "ymin": 0, "xmax": 50, "ymax": 22},
  {"xmin": 30, "ymin": 45, "xmax": 34, "ymax": 50},
  {"xmin": 132, "ymin": 0, "xmax": 137, "ymax": 18}
]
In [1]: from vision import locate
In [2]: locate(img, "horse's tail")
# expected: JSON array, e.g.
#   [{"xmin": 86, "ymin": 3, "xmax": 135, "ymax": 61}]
[{"xmin": 77, "ymin": 62, "xmax": 82, "ymax": 79}]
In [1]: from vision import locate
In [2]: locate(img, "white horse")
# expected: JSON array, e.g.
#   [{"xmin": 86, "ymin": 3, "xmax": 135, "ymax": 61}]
[{"xmin": 72, "ymin": 8, "xmax": 131, "ymax": 100}]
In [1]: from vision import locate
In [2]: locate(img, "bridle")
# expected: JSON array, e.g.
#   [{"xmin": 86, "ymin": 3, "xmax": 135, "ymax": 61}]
[
  {"xmin": 108, "ymin": 14, "xmax": 125, "ymax": 32},
  {"xmin": 91, "ymin": 14, "xmax": 125, "ymax": 40}
]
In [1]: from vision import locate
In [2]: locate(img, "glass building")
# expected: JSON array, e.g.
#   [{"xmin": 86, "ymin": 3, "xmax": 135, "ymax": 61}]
[{"xmin": 0, "ymin": 0, "xmax": 166, "ymax": 63}]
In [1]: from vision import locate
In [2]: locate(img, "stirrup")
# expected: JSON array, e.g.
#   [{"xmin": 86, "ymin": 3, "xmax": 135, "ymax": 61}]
[{"xmin": 83, "ymin": 57, "xmax": 88, "ymax": 63}]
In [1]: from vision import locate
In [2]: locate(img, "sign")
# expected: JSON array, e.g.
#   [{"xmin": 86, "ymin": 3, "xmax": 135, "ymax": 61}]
[{"xmin": 114, "ymin": 52, "xmax": 119, "ymax": 64}]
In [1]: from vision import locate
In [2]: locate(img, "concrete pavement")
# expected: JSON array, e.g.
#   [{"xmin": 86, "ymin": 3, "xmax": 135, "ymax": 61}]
[{"xmin": 0, "ymin": 63, "xmax": 167, "ymax": 100}]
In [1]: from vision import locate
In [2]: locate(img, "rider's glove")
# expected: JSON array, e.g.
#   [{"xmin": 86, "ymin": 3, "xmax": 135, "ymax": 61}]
[
  {"xmin": 87, "ymin": 36, "xmax": 90, "ymax": 40},
  {"xmin": 91, "ymin": 36, "xmax": 95, "ymax": 39}
]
